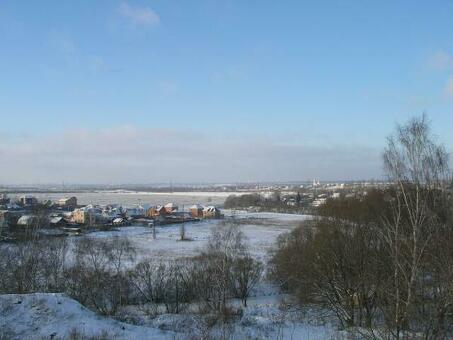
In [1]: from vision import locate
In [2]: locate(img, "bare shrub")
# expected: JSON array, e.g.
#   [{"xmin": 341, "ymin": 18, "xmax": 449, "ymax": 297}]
[
  {"xmin": 0, "ymin": 238, "xmax": 68, "ymax": 294},
  {"xmin": 129, "ymin": 258, "xmax": 196, "ymax": 314},
  {"xmin": 67, "ymin": 237, "xmax": 136, "ymax": 315},
  {"xmin": 270, "ymin": 218, "xmax": 387, "ymax": 330},
  {"xmin": 189, "ymin": 222, "xmax": 262, "ymax": 322},
  {"xmin": 231, "ymin": 255, "xmax": 263, "ymax": 307},
  {"xmin": 130, "ymin": 260, "xmax": 167, "ymax": 304},
  {"xmin": 201, "ymin": 223, "xmax": 246, "ymax": 312}
]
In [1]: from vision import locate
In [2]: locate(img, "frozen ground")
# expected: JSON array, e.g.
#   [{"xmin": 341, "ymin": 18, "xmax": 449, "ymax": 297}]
[
  {"xmin": 0, "ymin": 293, "xmax": 340, "ymax": 340},
  {"xmin": 81, "ymin": 211, "xmax": 312, "ymax": 263},
  {"xmin": 9, "ymin": 191, "xmax": 243, "ymax": 207},
  {"xmin": 0, "ymin": 293, "xmax": 175, "ymax": 340}
]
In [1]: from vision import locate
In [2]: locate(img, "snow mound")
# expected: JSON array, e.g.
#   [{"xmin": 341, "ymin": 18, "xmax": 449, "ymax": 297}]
[{"xmin": 0, "ymin": 293, "xmax": 175, "ymax": 340}]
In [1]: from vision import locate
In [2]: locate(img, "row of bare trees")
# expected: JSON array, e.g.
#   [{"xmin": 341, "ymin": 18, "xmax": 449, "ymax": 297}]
[
  {"xmin": 0, "ymin": 222, "xmax": 263, "ymax": 322},
  {"xmin": 270, "ymin": 115, "xmax": 453, "ymax": 338},
  {"xmin": 127, "ymin": 223, "xmax": 263, "ymax": 318}
]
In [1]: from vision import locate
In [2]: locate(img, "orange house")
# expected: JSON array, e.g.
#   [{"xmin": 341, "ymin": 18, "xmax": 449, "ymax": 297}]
[{"xmin": 146, "ymin": 206, "xmax": 166, "ymax": 218}]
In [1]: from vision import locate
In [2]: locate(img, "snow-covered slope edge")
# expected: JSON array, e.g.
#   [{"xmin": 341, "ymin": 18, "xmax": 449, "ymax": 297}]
[{"xmin": 0, "ymin": 293, "xmax": 175, "ymax": 340}]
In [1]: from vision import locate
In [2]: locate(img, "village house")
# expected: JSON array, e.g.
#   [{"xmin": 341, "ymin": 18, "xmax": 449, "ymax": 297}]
[
  {"xmin": 286, "ymin": 198, "xmax": 297, "ymax": 206},
  {"xmin": 72, "ymin": 208, "xmax": 86, "ymax": 224},
  {"xmin": 189, "ymin": 204, "xmax": 204, "ymax": 218},
  {"xmin": 101, "ymin": 205, "xmax": 124, "ymax": 222},
  {"xmin": 57, "ymin": 197, "xmax": 77, "ymax": 209},
  {"xmin": 203, "ymin": 206, "xmax": 221, "ymax": 219},
  {"xmin": 0, "ymin": 194, "xmax": 10, "ymax": 205},
  {"xmin": 113, "ymin": 217, "xmax": 126, "ymax": 226},
  {"xmin": 72, "ymin": 206, "xmax": 103, "ymax": 225},
  {"xmin": 146, "ymin": 205, "xmax": 166, "ymax": 218},
  {"xmin": 164, "ymin": 203, "xmax": 178, "ymax": 214},
  {"xmin": 125, "ymin": 205, "xmax": 146, "ymax": 218},
  {"xmin": 20, "ymin": 195, "xmax": 38, "ymax": 207}
]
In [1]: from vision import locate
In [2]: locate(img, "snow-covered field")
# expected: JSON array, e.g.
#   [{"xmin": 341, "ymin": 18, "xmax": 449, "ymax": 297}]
[
  {"xmin": 82, "ymin": 211, "xmax": 312, "ymax": 263},
  {"xmin": 10, "ymin": 191, "xmax": 244, "ymax": 207}
]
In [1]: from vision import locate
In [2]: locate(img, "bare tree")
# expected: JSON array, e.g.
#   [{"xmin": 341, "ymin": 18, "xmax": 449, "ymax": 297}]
[
  {"xmin": 108, "ymin": 236, "xmax": 136, "ymax": 275},
  {"xmin": 231, "ymin": 254, "xmax": 263, "ymax": 307},
  {"xmin": 268, "ymin": 115, "xmax": 453, "ymax": 337},
  {"xmin": 74, "ymin": 238, "xmax": 111, "ymax": 274},
  {"xmin": 69, "ymin": 237, "xmax": 135, "ymax": 315},
  {"xmin": 41, "ymin": 238, "xmax": 69, "ymax": 292},
  {"xmin": 180, "ymin": 223, "xmax": 186, "ymax": 241},
  {"xmin": 381, "ymin": 114, "xmax": 451, "ymax": 338},
  {"xmin": 0, "ymin": 214, "xmax": 5, "ymax": 239},
  {"xmin": 204, "ymin": 223, "xmax": 246, "ymax": 312},
  {"xmin": 130, "ymin": 260, "xmax": 167, "ymax": 304}
]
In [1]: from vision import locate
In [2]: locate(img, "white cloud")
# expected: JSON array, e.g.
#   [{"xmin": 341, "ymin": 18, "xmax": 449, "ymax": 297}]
[
  {"xmin": 0, "ymin": 127, "xmax": 382, "ymax": 184},
  {"xmin": 49, "ymin": 33, "xmax": 77, "ymax": 54},
  {"xmin": 444, "ymin": 76, "xmax": 453, "ymax": 97},
  {"xmin": 428, "ymin": 51, "xmax": 452, "ymax": 70},
  {"xmin": 157, "ymin": 80, "xmax": 180, "ymax": 96},
  {"xmin": 427, "ymin": 52, "xmax": 453, "ymax": 98},
  {"xmin": 89, "ymin": 55, "xmax": 106, "ymax": 72},
  {"xmin": 117, "ymin": 2, "xmax": 160, "ymax": 27},
  {"xmin": 212, "ymin": 66, "xmax": 247, "ymax": 82}
]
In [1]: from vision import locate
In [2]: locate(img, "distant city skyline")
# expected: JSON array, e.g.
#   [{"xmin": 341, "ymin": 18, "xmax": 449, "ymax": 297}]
[{"xmin": 1, "ymin": 1, "xmax": 453, "ymax": 184}]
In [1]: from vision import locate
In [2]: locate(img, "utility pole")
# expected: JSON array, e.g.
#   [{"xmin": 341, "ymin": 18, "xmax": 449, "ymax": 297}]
[
  {"xmin": 180, "ymin": 204, "xmax": 185, "ymax": 241},
  {"xmin": 150, "ymin": 221, "xmax": 156, "ymax": 240}
]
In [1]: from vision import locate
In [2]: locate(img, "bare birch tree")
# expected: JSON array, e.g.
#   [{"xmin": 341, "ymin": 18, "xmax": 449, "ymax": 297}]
[{"xmin": 381, "ymin": 114, "xmax": 450, "ymax": 338}]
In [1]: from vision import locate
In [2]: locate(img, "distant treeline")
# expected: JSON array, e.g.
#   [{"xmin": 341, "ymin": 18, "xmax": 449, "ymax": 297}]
[{"xmin": 224, "ymin": 193, "xmax": 309, "ymax": 214}]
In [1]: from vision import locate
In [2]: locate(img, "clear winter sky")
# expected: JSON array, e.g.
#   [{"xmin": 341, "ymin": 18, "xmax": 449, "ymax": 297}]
[{"xmin": 1, "ymin": 1, "xmax": 453, "ymax": 184}]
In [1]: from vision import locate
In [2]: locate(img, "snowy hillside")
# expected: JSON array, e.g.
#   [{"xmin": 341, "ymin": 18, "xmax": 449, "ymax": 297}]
[
  {"xmin": 0, "ymin": 293, "xmax": 340, "ymax": 340},
  {"xmin": 0, "ymin": 293, "xmax": 175, "ymax": 340}
]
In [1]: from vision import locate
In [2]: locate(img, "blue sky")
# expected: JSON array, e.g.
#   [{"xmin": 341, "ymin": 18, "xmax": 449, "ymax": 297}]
[{"xmin": 1, "ymin": 1, "xmax": 453, "ymax": 184}]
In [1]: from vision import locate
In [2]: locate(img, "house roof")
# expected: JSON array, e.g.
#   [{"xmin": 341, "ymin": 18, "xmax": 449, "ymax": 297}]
[
  {"xmin": 17, "ymin": 215, "xmax": 35, "ymax": 225},
  {"xmin": 59, "ymin": 197, "xmax": 76, "ymax": 202},
  {"xmin": 50, "ymin": 217, "xmax": 65, "ymax": 224},
  {"xmin": 203, "ymin": 206, "xmax": 218, "ymax": 212}
]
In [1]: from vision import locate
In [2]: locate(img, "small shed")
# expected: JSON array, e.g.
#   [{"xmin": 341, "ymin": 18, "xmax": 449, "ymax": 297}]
[{"xmin": 58, "ymin": 197, "xmax": 77, "ymax": 208}]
